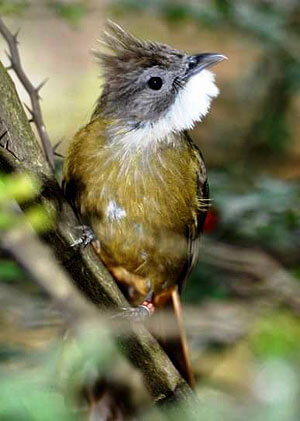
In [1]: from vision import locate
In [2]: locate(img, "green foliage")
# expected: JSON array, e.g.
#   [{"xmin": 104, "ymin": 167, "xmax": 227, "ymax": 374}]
[
  {"xmin": 25, "ymin": 203, "xmax": 53, "ymax": 233},
  {"xmin": 0, "ymin": 376, "xmax": 75, "ymax": 420},
  {"xmin": 0, "ymin": 173, "xmax": 52, "ymax": 233},
  {"xmin": 0, "ymin": 0, "xmax": 28, "ymax": 16},
  {"xmin": 161, "ymin": 4, "xmax": 190, "ymax": 23},
  {"xmin": 0, "ymin": 326, "xmax": 118, "ymax": 421},
  {"xmin": 211, "ymin": 173, "xmax": 300, "ymax": 256},
  {"xmin": 48, "ymin": 1, "xmax": 88, "ymax": 27},
  {"xmin": 110, "ymin": 0, "xmax": 149, "ymax": 14},
  {"xmin": 0, "ymin": 259, "xmax": 25, "ymax": 281},
  {"xmin": 250, "ymin": 312, "xmax": 300, "ymax": 359},
  {"xmin": 183, "ymin": 263, "xmax": 230, "ymax": 303},
  {"xmin": 0, "ymin": 173, "xmax": 40, "ymax": 205},
  {"xmin": 0, "ymin": 358, "xmax": 78, "ymax": 421},
  {"xmin": 184, "ymin": 173, "xmax": 300, "ymax": 304}
]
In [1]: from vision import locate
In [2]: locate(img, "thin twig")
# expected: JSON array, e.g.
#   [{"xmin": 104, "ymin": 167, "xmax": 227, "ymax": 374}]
[
  {"xmin": 53, "ymin": 138, "xmax": 65, "ymax": 158},
  {"xmin": 0, "ymin": 17, "xmax": 54, "ymax": 169}
]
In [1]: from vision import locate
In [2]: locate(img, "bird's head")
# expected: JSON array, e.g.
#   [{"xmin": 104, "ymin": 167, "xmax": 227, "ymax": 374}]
[{"xmin": 94, "ymin": 21, "xmax": 226, "ymax": 142}]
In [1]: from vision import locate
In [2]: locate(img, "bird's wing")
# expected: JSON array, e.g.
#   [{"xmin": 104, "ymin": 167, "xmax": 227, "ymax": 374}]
[
  {"xmin": 166, "ymin": 143, "xmax": 209, "ymax": 386},
  {"xmin": 178, "ymin": 133, "xmax": 209, "ymax": 294},
  {"xmin": 62, "ymin": 118, "xmax": 108, "ymax": 220}
]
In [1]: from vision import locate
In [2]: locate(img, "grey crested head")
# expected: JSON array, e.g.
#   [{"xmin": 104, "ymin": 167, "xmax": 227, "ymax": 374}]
[{"xmin": 93, "ymin": 21, "xmax": 226, "ymax": 142}]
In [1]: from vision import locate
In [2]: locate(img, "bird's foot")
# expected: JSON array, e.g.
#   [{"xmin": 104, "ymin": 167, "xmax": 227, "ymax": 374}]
[
  {"xmin": 71, "ymin": 225, "xmax": 98, "ymax": 248},
  {"xmin": 112, "ymin": 300, "xmax": 155, "ymax": 322}
]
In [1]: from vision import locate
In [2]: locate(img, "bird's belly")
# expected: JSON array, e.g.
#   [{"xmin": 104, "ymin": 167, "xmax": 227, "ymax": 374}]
[
  {"xmin": 84, "ymin": 146, "xmax": 198, "ymax": 296},
  {"xmin": 93, "ymin": 202, "xmax": 189, "ymax": 290},
  {"xmin": 90, "ymin": 187, "xmax": 194, "ymax": 296}
]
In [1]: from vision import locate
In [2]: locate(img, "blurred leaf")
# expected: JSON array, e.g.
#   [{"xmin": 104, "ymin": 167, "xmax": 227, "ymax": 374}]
[
  {"xmin": 250, "ymin": 312, "xmax": 300, "ymax": 359},
  {"xmin": 183, "ymin": 262, "xmax": 229, "ymax": 303},
  {"xmin": 48, "ymin": 1, "xmax": 87, "ymax": 27},
  {"xmin": 0, "ymin": 210, "xmax": 19, "ymax": 230},
  {"xmin": 0, "ymin": 173, "xmax": 40, "ymax": 204},
  {"xmin": 211, "ymin": 173, "xmax": 300, "ymax": 255},
  {"xmin": 24, "ymin": 204, "xmax": 53, "ymax": 233},
  {"xmin": 213, "ymin": 0, "xmax": 232, "ymax": 17},
  {"xmin": 0, "ymin": 259, "xmax": 25, "ymax": 281},
  {"xmin": 232, "ymin": 2, "xmax": 286, "ymax": 45},
  {"xmin": 111, "ymin": 0, "xmax": 151, "ymax": 13},
  {"xmin": 0, "ymin": 0, "xmax": 28, "ymax": 15},
  {"xmin": 161, "ymin": 4, "xmax": 189, "ymax": 22},
  {"xmin": 0, "ymin": 173, "xmax": 53, "ymax": 233},
  {"xmin": 0, "ymin": 371, "xmax": 77, "ymax": 421}
]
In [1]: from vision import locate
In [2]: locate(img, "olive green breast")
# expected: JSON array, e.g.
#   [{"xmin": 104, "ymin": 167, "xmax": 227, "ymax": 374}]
[{"xmin": 63, "ymin": 119, "xmax": 204, "ymax": 291}]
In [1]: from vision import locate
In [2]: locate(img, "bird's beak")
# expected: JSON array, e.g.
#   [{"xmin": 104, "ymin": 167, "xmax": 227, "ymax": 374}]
[{"xmin": 186, "ymin": 53, "xmax": 227, "ymax": 78}]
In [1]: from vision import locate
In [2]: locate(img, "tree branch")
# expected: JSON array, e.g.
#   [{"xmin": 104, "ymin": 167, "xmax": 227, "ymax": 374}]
[
  {"xmin": 0, "ymin": 60, "xmax": 194, "ymax": 404},
  {"xmin": 0, "ymin": 17, "xmax": 54, "ymax": 169}
]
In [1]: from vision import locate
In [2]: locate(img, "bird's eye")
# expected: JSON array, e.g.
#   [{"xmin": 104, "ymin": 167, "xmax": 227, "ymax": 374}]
[
  {"xmin": 148, "ymin": 77, "xmax": 163, "ymax": 90},
  {"xmin": 187, "ymin": 57, "xmax": 198, "ymax": 71}
]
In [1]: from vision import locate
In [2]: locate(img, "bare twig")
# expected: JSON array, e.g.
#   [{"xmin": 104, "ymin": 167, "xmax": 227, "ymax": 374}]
[
  {"xmin": 0, "ymin": 17, "xmax": 54, "ymax": 169},
  {"xmin": 53, "ymin": 138, "xmax": 65, "ymax": 158}
]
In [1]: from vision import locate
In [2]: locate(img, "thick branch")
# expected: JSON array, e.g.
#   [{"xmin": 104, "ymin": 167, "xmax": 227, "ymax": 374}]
[
  {"xmin": 0, "ymin": 17, "xmax": 54, "ymax": 168},
  {"xmin": 0, "ymin": 61, "xmax": 193, "ymax": 403}
]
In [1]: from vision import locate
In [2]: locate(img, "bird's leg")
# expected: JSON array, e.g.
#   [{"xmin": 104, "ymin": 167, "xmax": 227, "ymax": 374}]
[
  {"xmin": 112, "ymin": 287, "xmax": 155, "ymax": 321},
  {"xmin": 139, "ymin": 288, "xmax": 155, "ymax": 315},
  {"xmin": 71, "ymin": 225, "xmax": 99, "ymax": 249}
]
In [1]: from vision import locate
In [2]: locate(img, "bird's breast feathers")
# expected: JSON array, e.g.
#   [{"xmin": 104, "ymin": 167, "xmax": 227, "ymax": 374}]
[
  {"xmin": 63, "ymin": 118, "xmax": 207, "ymax": 289},
  {"xmin": 66, "ymin": 121, "xmax": 203, "ymax": 234}
]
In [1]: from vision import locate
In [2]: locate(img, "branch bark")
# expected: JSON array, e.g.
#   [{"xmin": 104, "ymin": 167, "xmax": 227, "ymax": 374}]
[
  {"xmin": 0, "ymin": 60, "xmax": 193, "ymax": 404},
  {"xmin": 0, "ymin": 17, "xmax": 54, "ymax": 168}
]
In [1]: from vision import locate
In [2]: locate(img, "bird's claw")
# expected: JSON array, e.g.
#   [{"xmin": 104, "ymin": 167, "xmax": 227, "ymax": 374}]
[
  {"xmin": 71, "ymin": 225, "xmax": 97, "ymax": 248},
  {"xmin": 111, "ymin": 305, "xmax": 151, "ymax": 322}
]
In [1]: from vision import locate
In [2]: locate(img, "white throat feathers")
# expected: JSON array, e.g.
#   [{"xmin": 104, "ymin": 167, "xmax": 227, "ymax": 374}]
[{"xmin": 110, "ymin": 69, "xmax": 219, "ymax": 150}]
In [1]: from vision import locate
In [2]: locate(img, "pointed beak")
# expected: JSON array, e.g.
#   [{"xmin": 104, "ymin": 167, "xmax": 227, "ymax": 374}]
[{"xmin": 185, "ymin": 53, "xmax": 227, "ymax": 78}]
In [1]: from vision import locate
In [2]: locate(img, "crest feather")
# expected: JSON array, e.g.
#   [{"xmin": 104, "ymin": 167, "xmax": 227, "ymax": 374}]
[
  {"xmin": 101, "ymin": 20, "xmax": 145, "ymax": 53},
  {"xmin": 94, "ymin": 20, "xmax": 183, "ymax": 71}
]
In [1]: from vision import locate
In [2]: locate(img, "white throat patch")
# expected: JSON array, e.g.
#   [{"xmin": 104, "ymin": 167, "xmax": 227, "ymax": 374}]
[
  {"xmin": 165, "ymin": 69, "xmax": 219, "ymax": 133},
  {"xmin": 112, "ymin": 69, "xmax": 219, "ymax": 150}
]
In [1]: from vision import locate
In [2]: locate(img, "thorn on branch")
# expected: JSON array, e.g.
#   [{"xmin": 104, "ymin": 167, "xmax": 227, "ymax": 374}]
[
  {"xmin": 53, "ymin": 139, "xmax": 65, "ymax": 158},
  {"xmin": 0, "ymin": 129, "xmax": 20, "ymax": 161},
  {"xmin": 53, "ymin": 138, "xmax": 64, "ymax": 152},
  {"xmin": 13, "ymin": 28, "xmax": 20, "ymax": 43},
  {"xmin": 36, "ymin": 78, "xmax": 49, "ymax": 93},
  {"xmin": 54, "ymin": 151, "xmax": 65, "ymax": 159},
  {"xmin": 5, "ymin": 50, "xmax": 12, "ymax": 62},
  {"xmin": 23, "ymin": 102, "xmax": 34, "ymax": 117},
  {"xmin": 0, "ymin": 17, "xmax": 55, "ymax": 169},
  {"xmin": 0, "ymin": 130, "xmax": 8, "ymax": 142}
]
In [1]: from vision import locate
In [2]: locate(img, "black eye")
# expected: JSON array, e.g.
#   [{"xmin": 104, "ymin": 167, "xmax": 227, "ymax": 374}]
[
  {"xmin": 148, "ymin": 77, "xmax": 163, "ymax": 90},
  {"xmin": 187, "ymin": 56, "xmax": 198, "ymax": 70}
]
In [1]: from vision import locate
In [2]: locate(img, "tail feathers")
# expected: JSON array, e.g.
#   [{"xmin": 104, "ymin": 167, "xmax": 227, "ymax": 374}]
[
  {"xmin": 170, "ymin": 288, "xmax": 195, "ymax": 388},
  {"xmin": 154, "ymin": 287, "xmax": 195, "ymax": 388}
]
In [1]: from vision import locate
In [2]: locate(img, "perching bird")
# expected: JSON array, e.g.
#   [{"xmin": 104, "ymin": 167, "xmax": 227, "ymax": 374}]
[{"xmin": 63, "ymin": 21, "xmax": 226, "ymax": 385}]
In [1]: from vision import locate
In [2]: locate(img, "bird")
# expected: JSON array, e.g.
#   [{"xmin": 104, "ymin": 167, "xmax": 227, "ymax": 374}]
[{"xmin": 62, "ymin": 21, "xmax": 226, "ymax": 385}]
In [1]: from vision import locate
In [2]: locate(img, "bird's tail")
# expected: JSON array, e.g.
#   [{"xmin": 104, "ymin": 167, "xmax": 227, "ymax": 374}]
[{"xmin": 154, "ymin": 287, "xmax": 195, "ymax": 388}]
